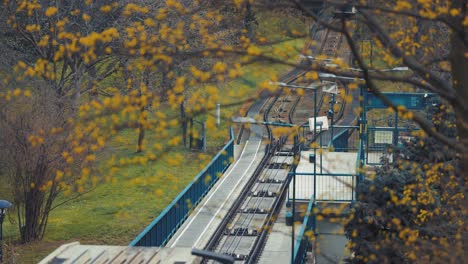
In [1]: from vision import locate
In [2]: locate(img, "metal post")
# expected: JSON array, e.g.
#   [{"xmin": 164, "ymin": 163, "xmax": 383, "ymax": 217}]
[
  {"xmin": 330, "ymin": 94, "xmax": 335, "ymax": 146},
  {"xmin": 352, "ymin": 173, "xmax": 355, "ymax": 202},
  {"xmin": 357, "ymin": 85, "xmax": 368, "ymax": 186},
  {"xmin": 314, "ymin": 90, "xmax": 317, "ymax": 141},
  {"xmin": 319, "ymin": 124, "xmax": 323, "ymax": 174},
  {"xmin": 291, "ymin": 134, "xmax": 299, "ymax": 264},
  {"xmin": 391, "ymin": 111, "xmax": 399, "ymax": 163},
  {"xmin": 189, "ymin": 118, "xmax": 193, "ymax": 149},
  {"xmin": 292, "ymin": 169, "xmax": 296, "ymax": 264},
  {"xmin": 202, "ymin": 122, "xmax": 207, "ymax": 152},
  {"xmin": 216, "ymin": 103, "xmax": 221, "ymax": 127},
  {"xmin": 313, "ymin": 89, "xmax": 317, "ymax": 203},
  {"xmin": 393, "ymin": 111, "xmax": 398, "ymax": 147},
  {"xmin": 361, "ymin": 85, "xmax": 367, "ymax": 167},
  {"xmin": 181, "ymin": 102, "xmax": 187, "ymax": 147}
]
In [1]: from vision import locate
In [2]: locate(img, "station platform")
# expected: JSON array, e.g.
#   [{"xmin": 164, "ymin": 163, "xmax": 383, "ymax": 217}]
[
  {"xmin": 39, "ymin": 242, "xmax": 162, "ymax": 264},
  {"xmin": 290, "ymin": 150, "xmax": 357, "ymax": 201},
  {"xmin": 257, "ymin": 200, "xmax": 300, "ymax": 264}
]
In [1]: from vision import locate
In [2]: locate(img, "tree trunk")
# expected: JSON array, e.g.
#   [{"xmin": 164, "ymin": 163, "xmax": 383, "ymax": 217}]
[
  {"xmin": 244, "ymin": 2, "xmax": 255, "ymax": 39},
  {"xmin": 450, "ymin": 30, "xmax": 468, "ymax": 175},
  {"xmin": 136, "ymin": 121, "xmax": 145, "ymax": 153},
  {"xmin": 88, "ymin": 64, "xmax": 98, "ymax": 101},
  {"xmin": 136, "ymin": 71, "xmax": 150, "ymax": 153},
  {"xmin": 19, "ymin": 149, "xmax": 51, "ymax": 243},
  {"xmin": 21, "ymin": 187, "xmax": 45, "ymax": 243}
]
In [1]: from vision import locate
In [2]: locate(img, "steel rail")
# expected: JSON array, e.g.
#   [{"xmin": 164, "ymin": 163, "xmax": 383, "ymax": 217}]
[{"xmin": 203, "ymin": 13, "xmax": 349, "ymax": 263}]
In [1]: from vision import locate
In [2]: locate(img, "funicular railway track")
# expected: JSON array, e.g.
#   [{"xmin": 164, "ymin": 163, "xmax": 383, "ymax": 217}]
[
  {"xmin": 203, "ymin": 72, "xmax": 302, "ymax": 263},
  {"xmin": 203, "ymin": 16, "xmax": 348, "ymax": 263}
]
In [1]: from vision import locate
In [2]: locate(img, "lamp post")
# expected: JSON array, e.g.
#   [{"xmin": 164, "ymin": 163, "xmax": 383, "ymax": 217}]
[
  {"xmin": 309, "ymin": 121, "xmax": 324, "ymax": 202},
  {"xmin": 0, "ymin": 200, "xmax": 12, "ymax": 262},
  {"xmin": 299, "ymin": 55, "xmax": 334, "ymax": 62}
]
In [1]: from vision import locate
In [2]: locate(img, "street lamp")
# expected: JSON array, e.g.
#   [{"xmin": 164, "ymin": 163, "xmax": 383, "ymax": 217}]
[
  {"xmin": 0, "ymin": 200, "xmax": 12, "ymax": 262},
  {"xmin": 318, "ymin": 72, "xmax": 364, "ymax": 81},
  {"xmin": 342, "ymin": 66, "xmax": 409, "ymax": 72},
  {"xmin": 381, "ymin": 66, "xmax": 409, "ymax": 72},
  {"xmin": 269, "ymin": 81, "xmax": 335, "ymax": 90},
  {"xmin": 299, "ymin": 54, "xmax": 334, "ymax": 62}
]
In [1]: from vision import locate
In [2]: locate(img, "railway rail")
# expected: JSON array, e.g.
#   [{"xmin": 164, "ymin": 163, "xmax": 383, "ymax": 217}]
[{"xmin": 203, "ymin": 15, "xmax": 349, "ymax": 263}]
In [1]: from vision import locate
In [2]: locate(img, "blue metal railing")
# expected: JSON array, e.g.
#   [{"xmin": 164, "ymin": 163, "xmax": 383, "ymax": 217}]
[
  {"xmin": 365, "ymin": 126, "xmax": 418, "ymax": 165},
  {"xmin": 356, "ymin": 136, "xmax": 364, "ymax": 184},
  {"xmin": 328, "ymin": 126, "xmax": 359, "ymax": 152},
  {"xmin": 293, "ymin": 196, "xmax": 316, "ymax": 264},
  {"xmin": 291, "ymin": 172, "xmax": 356, "ymax": 202},
  {"xmin": 129, "ymin": 128, "xmax": 235, "ymax": 247}
]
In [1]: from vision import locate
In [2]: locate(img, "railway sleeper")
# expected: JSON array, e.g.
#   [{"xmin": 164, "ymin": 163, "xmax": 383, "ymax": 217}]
[
  {"xmin": 281, "ymin": 146, "xmax": 294, "ymax": 152},
  {"xmin": 224, "ymin": 227, "xmax": 259, "ymax": 236},
  {"xmin": 223, "ymin": 253, "xmax": 248, "ymax": 261},
  {"xmin": 258, "ymin": 178, "xmax": 283, "ymax": 183},
  {"xmin": 274, "ymin": 107, "xmax": 288, "ymax": 113},
  {"xmin": 274, "ymin": 151, "xmax": 294, "ymax": 156},
  {"xmin": 250, "ymin": 190, "xmax": 277, "ymax": 197},
  {"xmin": 266, "ymin": 162, "xmax": 290, "ymax": 169},
  {"xmin": 238, "ymin": 208, "xmax": 270, "ymax": 214}
]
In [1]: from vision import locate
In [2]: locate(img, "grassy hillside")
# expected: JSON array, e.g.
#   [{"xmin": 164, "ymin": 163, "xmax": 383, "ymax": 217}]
[{"xmin": 2, "ymin": 10, "xmax": 306, "ymax": 264}]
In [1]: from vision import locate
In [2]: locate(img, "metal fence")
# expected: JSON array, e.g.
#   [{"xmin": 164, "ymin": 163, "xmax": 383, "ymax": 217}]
[
  {"xmin": 329, "ymin": 126, "xmax": 359, "ymax": 152},
  {"xmin": 129, "ymin": 128, "xmax": 234, "ymax": 247},
  {"xmin": 330, "ymin": 125, "xmax": 418, "ymax": 166},
  {"xmin": 366, "ymin": 126, "xmax": 417, "ymax": 165},
  {"xmin": 356, "ymin": 138, "xmax": 364, "ymax": 183},
  {"xmin": 290, "ymin": 172, "xmax": 356, "ymax": 203},
  {"xmin": 293, "ymin": 196, "xmax": 316, "ymax": 264},
  {"xmin": 292, "ymin": 128, "xmax": 362, "ymax": 262},
  {"xmin": 366, "ymin": 127, "xmax": 393, "ymax": 165}
]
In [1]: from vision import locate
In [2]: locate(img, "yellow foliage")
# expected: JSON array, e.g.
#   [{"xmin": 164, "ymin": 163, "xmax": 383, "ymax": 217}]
[
  {"xmin": 247, "ymin": 46, "xmax": 261, "ymax": 56},
  {"xmin": 45, "ymin": 6, "xmax": 58, "ymax": 17},
  {"xmin": 123, "ymin": 3, "xmax": 149, "ymax": 16},
  {"xmin": 100, "ymin": 5, "xmax": 112, "ymax": 13},
  {"xmin": 305, "ymin": 71, "xmax": 318, "ymax": 80},
  {"xmin": 25, "ymin": 24, "xmax": 40, "ymax": 32},
  {"xmin": 213, "ymin": 62, "xmax": 227, "ymax": 73},
  {"xmin": 82, "ymin": 13, "xmax": 91, "ymax": 22},
  {"xmin": 55, "ymin": 170, "xmax": 64, "ymax": 181}
]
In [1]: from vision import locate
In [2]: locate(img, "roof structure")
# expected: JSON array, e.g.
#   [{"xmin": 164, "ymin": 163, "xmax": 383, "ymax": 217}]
[{"xmin": 39, "ymin": 242, "xmax": 163, "ymax": 264}]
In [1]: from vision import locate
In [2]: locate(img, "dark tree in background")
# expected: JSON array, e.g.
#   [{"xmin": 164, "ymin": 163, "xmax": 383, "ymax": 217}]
[{"xmin": 345, "ymin": 106, "xmax": 465, "ymax": 263}]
